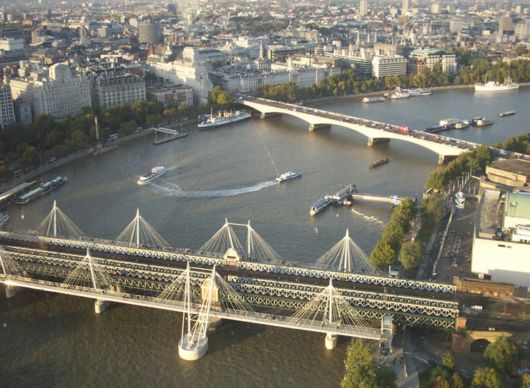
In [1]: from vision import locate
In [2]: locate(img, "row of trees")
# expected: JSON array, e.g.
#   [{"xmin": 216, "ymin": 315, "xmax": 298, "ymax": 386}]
[
  {"xmin": 423, "ymin": 337, "xmax": 523, "ymax": 388},
  {"xmin": 425, "ymin": 146, "xmax": 495, "ymax": 192},
  {"xmin": 0, "ymin": 100, "xmax": 167, "ymax": 176},
  {"xmin": 370, "ymin": 198, "xmax": 417, "ymax": 269},
  {"xmin": 256, "ymin": 59, "xmax": 530, "ymax": 103},
  {"xmin": 493, "ymin": 133, "xmax": 530, "ymax": 155},
  {"xmin": 0, "ymin": 84, "xmax": 238, "ymax": 178},
  {"xmin": 341, "ymin": 340, "xmax": 396, "ymax": 388}
]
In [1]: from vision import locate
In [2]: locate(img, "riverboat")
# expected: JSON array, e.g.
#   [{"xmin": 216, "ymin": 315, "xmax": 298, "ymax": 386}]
[
  {"xmin": 198, "ymin": 110, "xmax": 251, "ymax": 128},
  {"xmin": 369, "ymin": 158, "xmax": 389, "ymax": 168},
  {"xmin": 276, "ymin": 171, "xmax": 301, "ymax": 183},
  {"xmin": 137, "ymin": 167, "xmax": 167, "ymax": 185}
]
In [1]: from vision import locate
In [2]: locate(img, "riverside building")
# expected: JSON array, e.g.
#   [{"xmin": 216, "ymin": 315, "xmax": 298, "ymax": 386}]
[{"xmin": 9, "ymin": 63, "xmax": 92, "ymax": 120}]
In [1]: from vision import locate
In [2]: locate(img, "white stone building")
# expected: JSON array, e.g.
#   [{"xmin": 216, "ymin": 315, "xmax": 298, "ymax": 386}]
[
  {"xmin": 10, "ymin": 63, "xmax": 92, "ymax": 120},
  {"xmin": 371, "ymin": 55, "xmax": 408, "ymax": 78}
]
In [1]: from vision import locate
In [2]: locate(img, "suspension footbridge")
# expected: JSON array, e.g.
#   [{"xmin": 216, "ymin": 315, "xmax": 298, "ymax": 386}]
[{"xmin": 0, "ymin": 202, "xmax": 459, "ymax": 360}]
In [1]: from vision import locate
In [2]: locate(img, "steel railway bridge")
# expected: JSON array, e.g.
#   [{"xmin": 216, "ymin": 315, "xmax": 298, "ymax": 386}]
[{"xmin": 0, "ymin": 204, "xmax": 460, "ymax": 360}]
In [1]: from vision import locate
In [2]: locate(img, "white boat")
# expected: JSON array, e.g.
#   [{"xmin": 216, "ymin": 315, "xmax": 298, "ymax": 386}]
[
  {"xmin": 455, "ymin": 120, "xmax": 470, "ymax": 129},
  {"xmin": 363, "ymin": 96, "xmax": 386, "ymax": 103},
  {"xmin": 390, "ymin": 88, "xmax": 410, "ymax": 99},
  {"xmin": 197, "ymin": 110, "xmax": 251, "ymax": 128},
  {"xmin": 137, "ymin": 166, "xmax": 167, "ymax": 185},
  {"xmin": 474, "ymin": 80, "xmax": 519, "ymax": 92},
  {"xmin": 476, "ymin": 118, "xmax": 493, "ymax": 127},
  {"xmin": 404, "ymin": 88, "xmax": 432, "ymax": 96},
  {"xmin": 439, "ymin": 118, "xmax": 461, "ymax": 126},
  {"xmin": 276, "ymin": 171, "xmax": 301, "ymax": 183},
  {"xmin": 0, "ymin": 212, "xmax": 8, "ymax": 228}
]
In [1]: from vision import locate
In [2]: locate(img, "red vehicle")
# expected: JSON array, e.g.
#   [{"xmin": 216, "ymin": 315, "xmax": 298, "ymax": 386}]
[{"xmin": 398, "ymin": 125, "xmax": 410, "ymax": 134}]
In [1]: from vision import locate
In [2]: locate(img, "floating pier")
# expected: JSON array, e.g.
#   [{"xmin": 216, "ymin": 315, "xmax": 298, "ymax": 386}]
[{"xmin": 153, "ymin": 127, "xmax": 188, "ymax": 145}]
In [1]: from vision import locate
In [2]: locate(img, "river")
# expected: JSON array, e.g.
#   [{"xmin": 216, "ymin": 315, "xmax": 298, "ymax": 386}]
[{"xmin": 1, "ymin": 88, "xmax": 529, "ymax": 387}]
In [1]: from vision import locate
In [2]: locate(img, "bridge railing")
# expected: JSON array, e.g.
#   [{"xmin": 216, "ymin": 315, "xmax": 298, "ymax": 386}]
[{"xmin": 0, "ymin": 231, "xmax": 456, "ymax": 293}]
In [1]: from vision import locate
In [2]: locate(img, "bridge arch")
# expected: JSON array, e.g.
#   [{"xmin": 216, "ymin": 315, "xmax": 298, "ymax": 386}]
[{"xmin": 242, "ymin": 99, "xmax": 468, "ymax": 164}]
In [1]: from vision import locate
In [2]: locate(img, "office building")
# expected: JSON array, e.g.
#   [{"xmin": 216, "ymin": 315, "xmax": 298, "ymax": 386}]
[
  {"xmin": 359, "ymin": 0, "xmax": 368, "ymax": 17},
  {"xmin": 0, "ymin": 83, "xmax": 15, "ymax": 128},
  {"xmin": 10, "ymin": 63, "xmax": 91, "ymax": 120},
  {"xmin": 139, "ymin": 21, "xmax": 162, "ymax": 44},
  {"xmin": 371, "ymin": 55, "xmax": 407, "ymax": 78},
  {"xmin": 409, "ymin": 49, "xmax": 457, "ymax": 74},
  {"xmin": 93, "ymin": 72, "xmax": 146, "ymax": 110}
]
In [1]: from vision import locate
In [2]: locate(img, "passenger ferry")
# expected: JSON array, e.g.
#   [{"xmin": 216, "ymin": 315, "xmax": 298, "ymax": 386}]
[
  {"xmin": 390, "ymin": 89, "xmax": 410, "ymax": 99},
  {"xmin": 403, "ymin": 88, "xmax": 432, "ymax": 96},
  {"xmin": 310, "ymin": 198, "xmax": 330, "ymax": 216},
  {"xmin": 137, "ymin": 166, "xmax": 167, "ymax": 185},
  {"xmin": 276, "ymin": 171, "xmax": 301, "ymax": 183},
  {"xmin": 16, "ymin": 176, "xmax": 68, "ymax": 205},
  {"xmin": 475, "ymin": 80, "xmax": 519, "ymax": 92},
  {"xmin": 197, "ymin": 110, "xmax": 251, "ymax": 128}
]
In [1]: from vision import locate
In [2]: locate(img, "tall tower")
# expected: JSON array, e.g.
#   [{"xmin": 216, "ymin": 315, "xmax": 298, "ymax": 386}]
[
  {"xmin": 359, "ymin": 0, "xmax": 368, "ymax": 17},
  {"xmin": 402, "ymin": 0, "xmax": 410, "ymax": 13}
]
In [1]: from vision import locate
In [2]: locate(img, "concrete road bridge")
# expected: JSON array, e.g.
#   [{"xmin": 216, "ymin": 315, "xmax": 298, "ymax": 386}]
[{"xmin": 241, "ymin": 96, "xmax": 481, "ymax": 164}]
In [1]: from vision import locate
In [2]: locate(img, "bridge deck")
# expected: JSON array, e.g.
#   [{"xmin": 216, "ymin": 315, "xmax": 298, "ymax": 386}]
[{"xmin": 1, "ymin": 276, "xmax": 381, "ymax": 339}]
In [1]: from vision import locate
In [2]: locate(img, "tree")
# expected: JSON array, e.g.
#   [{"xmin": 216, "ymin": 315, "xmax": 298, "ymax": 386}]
[
  {"xmin": 451, "ymin": 372, "xmax": 465, "ymax": 388},
  {"xmin": 484, "ymin": 336, "xmax": 519, "ymax": 373},
  {"xmin": 370, "ymin": 241, "xmax": 395, "ymax": 269},
  {"xmin": 472, "ymin": 367, "xmax": 501, "ymax": 388},
  {"xmin": 399, "ymin": 241, "xmax": 424, "ymax": 273},
  {"xmin": 341, "ymin": 340, "xmax": 396, "ymax": 388},
  {"xmin": 441, "ymin": 352, "xmax": 455, "ymax": 371},
  {"xmin": 515, "ymin": 45, "xmax": 528, "ymax": 56}
]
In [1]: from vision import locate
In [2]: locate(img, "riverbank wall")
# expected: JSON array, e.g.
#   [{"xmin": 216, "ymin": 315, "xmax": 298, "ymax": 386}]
[{"xmin": 303, "ymin": 82, "xmax": 530, "ymax": 104}]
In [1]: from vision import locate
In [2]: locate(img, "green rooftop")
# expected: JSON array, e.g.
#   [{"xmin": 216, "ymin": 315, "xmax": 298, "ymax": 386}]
[{"xmin": 505, "ymin": 192, "xmax": 530, "ymax": 220}]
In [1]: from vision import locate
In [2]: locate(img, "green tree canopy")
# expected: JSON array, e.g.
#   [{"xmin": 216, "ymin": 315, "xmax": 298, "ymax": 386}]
[
  {"xmin": 399, "ymin": 240, "xmax": 424, "ymax": 274},
  {"xmin": 341, "ymin": 340, "xmax": 396, "ymax": 388},
  {"xmin": 471, "ymin": 367, "xmax": 501, "ymax": 388},
  {"xmin": 484, "ymin": 337, "xmax": 519, "ymax": 372}
]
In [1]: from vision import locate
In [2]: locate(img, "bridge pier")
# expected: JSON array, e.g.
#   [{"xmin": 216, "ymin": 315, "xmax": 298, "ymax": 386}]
[
  {"xmin": 178, "ymin": 334, "xmax": 209, "ymax": 361},
  {"xmin": 94, "ymin": 299, "xmax": 110, "ymax": 314},
  {"xmin": 325, "ymin": 333, "xmax": 338, "ymax": 350},
  {"xmin": 438, "ymin": 154, "xmax": 458, "ymax": 164},
  {"xmin": 309, "ymin": 123, "xmax": 331, "ymax": 132},
  {"xmin": 5, "ymin": 285, "xmax": 20, "ymax": 298},
  {"xmin": 367, "ymin": 137, "xmax": 390, "ymax": 147},
  {"xmin": 259, "ymin": 112, "xmax": 282, "ymax": 120}
]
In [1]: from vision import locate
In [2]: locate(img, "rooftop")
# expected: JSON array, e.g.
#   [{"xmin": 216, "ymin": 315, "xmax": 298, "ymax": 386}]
[
  {"xmin": 505, "ymin": 192, "xmax": 530, "ymax": 220},
  {"xmin": 490, "ymin": 159, "xmax": 530, "ymax": 177}
]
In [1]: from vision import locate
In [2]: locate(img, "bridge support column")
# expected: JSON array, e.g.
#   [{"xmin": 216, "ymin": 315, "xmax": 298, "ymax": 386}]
[
  {"xmin": 5, "ymin": 285, "xmax": 20, "ymax": 298},
  {"xmin": 178, "ymin": 335, "xmax": 209, "ymax": 361},
  {"xmin": 259, "ymin": 112, "xmax": 282, "ymax": 120},
  {"xmin": 325, "ymin": 333, "xmax": 338, "ymax": 350},
  {"xmin": 438, "ymin": 154, "xmax": 458, "ymax": 164},
  {"xmin": 309, "ymin": 123, "xmax": 331, "ymax": 132},
  {"xmin": 94, "ymin": 299, "xmax": 109, "ymax": 314},
  {"xmin": 367, "ymin": 137, "xmax": 390, "ymax": 147}
]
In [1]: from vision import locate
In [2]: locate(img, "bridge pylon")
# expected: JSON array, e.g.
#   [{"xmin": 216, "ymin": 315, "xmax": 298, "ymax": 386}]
[
  {"xmin": 178, "ymin": 264, "xmax": 216, "ymax": 361},
  {"xmin": 289, "ymin": 278, "xmax": 374, "ymax": 350}
]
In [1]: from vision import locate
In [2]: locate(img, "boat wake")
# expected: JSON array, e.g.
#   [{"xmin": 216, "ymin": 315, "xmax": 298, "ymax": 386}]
[
  {"xmin": 351, "ymin": 208, "xmax": 384, "ymax": 225},
  {"xmin": 148, "ymin": 180, "xmax": 277, "ymax": 198}
]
